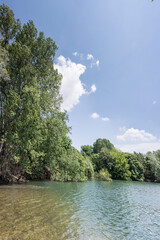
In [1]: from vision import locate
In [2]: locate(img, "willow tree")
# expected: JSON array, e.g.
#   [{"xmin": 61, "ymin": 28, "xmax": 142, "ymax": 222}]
[{"xmin": 0, "ymin": 4, "xmax": 70, "ymax": 182}]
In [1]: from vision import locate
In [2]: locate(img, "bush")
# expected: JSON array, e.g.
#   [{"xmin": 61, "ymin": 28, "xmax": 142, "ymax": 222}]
[{"xmin": 96, "ymin": 168, "xmax": 112, "ymax": 181}]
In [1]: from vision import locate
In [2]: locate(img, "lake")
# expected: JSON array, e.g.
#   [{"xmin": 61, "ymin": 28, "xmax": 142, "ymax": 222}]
[{"xmin": 0, "ymin": 180, "xmax": 160, "ymax": 240}]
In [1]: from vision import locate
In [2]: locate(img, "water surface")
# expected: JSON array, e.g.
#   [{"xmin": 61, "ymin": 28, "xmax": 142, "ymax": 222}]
[{"xmin": 0, "ymin": 180, "xmax": 160, "ymax": 240}]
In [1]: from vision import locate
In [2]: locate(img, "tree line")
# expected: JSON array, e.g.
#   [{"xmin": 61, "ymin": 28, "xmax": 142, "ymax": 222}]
[
  {"xmin": 81, "ymin": 139, "xmax": 160, "ymax": 182},
  {"xmin": 0, "ymin": 4, "xmax": 159, "ymax": 183}
]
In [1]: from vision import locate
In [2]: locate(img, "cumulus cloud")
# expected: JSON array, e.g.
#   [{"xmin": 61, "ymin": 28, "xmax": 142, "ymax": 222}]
[
  {"xmin": 91, "ymin": 112, "xmax": 99, "ymax": 119},
  {"xmin": 55, "ymin": 56, "xmax": 96, "ymax": 112},
  {"xmin": 117, "ymin": 128, "xmax": 156, "ymax": 142},
  {"xmin": 116, "ymin": 127, "xmax": 159, "ymax": 153},
  {"xmin": 55, "ymin": 56, "xmax": 86, "ymax": 112},
  {"xmin": 116, "ymin": 141, "xmax": 160, "ymax": 154},
  {"xmin": 101, "ymin": 117, "xmax": 110, "ymax": 121}
]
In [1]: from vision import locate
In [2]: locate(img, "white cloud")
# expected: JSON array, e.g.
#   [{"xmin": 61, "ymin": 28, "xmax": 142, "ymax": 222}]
[
  {"xmin": 91, "ymin": 112, "xmax": 99, "ymax": 119},
  {"xmin": 85, "ymin": 84, "xmax": 97, "ymax": 95},
  {"xmin": 90, "ymin": 84, "xmax": 96, "ymax": 93},
  {"xmin": 87, "ymin": 54, "xmax": 94, "ymax": 60},
  {"xmin": 55, "ymin": 56, "xmax": 86, "ymax": 112},
  {"xmin": 117, "ymin": 128, "xmax": 156, "ymax": 142},
  {"xmin": 86, "ymin": 53, "xmax": 99, "ymax": 68},
  {"xmin": 73, "ymin": 52, "xmax": 78, "ymax": 56},
  {"xmin": 116, "ymin": 127, "xmax": 159, "ymax": 153},
  {"xmin": 116, "ymin": 141, "xmax": 160, "ymax": 154},
  {"xmin": 101, "ymin": 117, "xmax": 110, "ymax": 121},
  {"xmin": 73, "ymin": 52, "xmax": 99, "ymax": 67},
  {"xmin": 55, "ymin": 56, "xmax": 96, "ymax": 112},
  {"xmin": 91, "ymin": 113, "xmax": 110, "ymax": 122},
  {"xmin": 153, "ymin": 100, "xmax": 157, "ymax": 105}
]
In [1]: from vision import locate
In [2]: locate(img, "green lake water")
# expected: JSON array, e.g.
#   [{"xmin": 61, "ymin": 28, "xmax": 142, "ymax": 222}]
[{"xmin": 0, "ymin": 180, "xmax": 160, "ymax": 240}]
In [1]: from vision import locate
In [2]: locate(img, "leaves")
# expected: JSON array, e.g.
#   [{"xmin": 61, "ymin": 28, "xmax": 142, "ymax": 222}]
[{"xmin": 0, "ymin": 4, "xmax": 70, "ymax": 181}]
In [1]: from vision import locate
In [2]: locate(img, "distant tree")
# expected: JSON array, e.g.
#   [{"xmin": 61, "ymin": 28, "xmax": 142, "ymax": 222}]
[
  {"xmin": 81, "ymin": 145, "xmax": 93, "ymax": 157},
  {"xmin": 99, "ymin": 148, "xmax": 113, "ymax": 172},
  {"xmin": 93, "ymin": 138, "xmax": 114, "ymax": 154},
  {"xmin": 51, "ymin": 147, "xmax": 93, "ymax": 181},
  {"xmin": 91, "ymin": 153, "xmax": 101, "ymax": 172},
  {"xmin": 96, "ymin": 168, "xmax": 111, "ymax": 181},
  {"xmin": 124, "ymin": 153, "xmax": 144, "ymax": 181},
  {"xmin": 154, "ymin": 150, "xmax": 160, "ymax": 180},
  {"xmin": 111, "ymin": 151, "xmax": 131, "ymax": 180},
  {"xmin": 154, "ymin": 150, "xmax": 160, "ymax": 162},
  {"xmin": 91, "ymin": 147, "xmax": 113, "ymax": 173},
  {"xmin": 144, "ymin": 152, "xmax": 160, "ymax": 181}
]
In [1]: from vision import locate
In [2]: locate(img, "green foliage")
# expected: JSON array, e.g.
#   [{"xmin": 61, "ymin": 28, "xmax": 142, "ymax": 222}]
[
  {"xmin": 111, "ymin": 151, "xmax": 131, "ymax": 180},
  {"xmin": 124, "ymin": 153, "xmax": 144, "ymax": 181},
  {"xmin": 96, "ymin": 168, "xmax": 112, "ymax": 181},
  {"xmin": 91, "ymin": 147, "xmax": 113, "ymax": 172},
  {"xmin": 1, "ymin": 4, "xmax": 160, "ymax": 184},
  {"xmin": 91, "ymin": 153, "xmax": 101, "ymax": 171},
  {"xmin": 144, "ymin": 152, "xmax": 160, "ymax": 181},
  {"xmin": 0, "ymin": 39, "xmax": 9, "ymax": 81},
  {"xmin": 84, "ymin": 157, "xmax": 94, "ymax": 179},
  {"xmin": 0, "ymin": 4, "xmax": 73, "ymax": 182},
  {"xmin": 0, "ymin": 4, "xmax": 21, "ymax": 46},
  {"xmin": 81, "ymin": 145, "xmax": 93, "ymax": 157},
  {"xmin": 51, "ymin": 147, "xmax": 93, "ymax": 182},
  {"xmin": 93, "ymin": 138, "xmax": 114, "ymax": 154},
  {"xmin": 154, "ymin": 150, "xmax": 160, "ymax": 161},
  {"xmin": 99, "ymin": 148, "xmax": 114, "ymax": 172}
]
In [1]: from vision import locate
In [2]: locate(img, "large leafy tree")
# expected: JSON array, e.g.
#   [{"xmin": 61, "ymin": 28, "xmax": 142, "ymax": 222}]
[
  {"xmin": 0, "ymin": 4, "xmax": 70, "ymax": 182},
  {"xmin": 81, "ymin": 145, "xmax": 93, "ymax": 157},
  {"xmin": 93, "ymin": 138, "xmax": 114, "ymax": 154},
  {"xmin": 91, "ymin": 147, "xmax": 113, "ymax": 172},
  {"xmin": 52, "ymin": 147, "xmax": 94, "ymax": 182},
  {"xmin": 144, "ymin": 152, "xmax": 160, "ymax": 181},
  {"xmin": 111, "ymin": 151, "xmax": 131, "ymax": 180},
  {"xmin": 124, "ymin": 153, "xmax": 144, "ymax": 181}
]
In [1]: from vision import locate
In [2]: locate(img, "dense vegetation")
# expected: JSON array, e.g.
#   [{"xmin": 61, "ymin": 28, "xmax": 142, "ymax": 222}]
[
  {"xmin": 0, "ymin": 4, "xmax": 160, "ymax": 183},
  {"xmin": 0, "ymin": 4, "xmax": 93, "ymax": 183},
  {"xmin": 81, "ymin": 139, "xmax": 160, "ymax": 182}
]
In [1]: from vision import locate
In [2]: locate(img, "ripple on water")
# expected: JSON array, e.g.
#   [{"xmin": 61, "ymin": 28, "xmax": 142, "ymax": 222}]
[{"xmin": 0, "ymin": 180, "xmax": 160, "ymax": 240}]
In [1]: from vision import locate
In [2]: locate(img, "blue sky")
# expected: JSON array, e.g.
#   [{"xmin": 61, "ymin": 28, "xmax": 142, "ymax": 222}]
[{"xmin": 1, "ymin": 0, "xmax": 160, "ymax": 153}]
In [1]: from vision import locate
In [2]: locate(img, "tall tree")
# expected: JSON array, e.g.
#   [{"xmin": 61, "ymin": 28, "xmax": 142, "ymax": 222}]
[
  {"xmin": 93, "ymin": 138, "xmax": 114, "ymax": 154},
  {"xmin": 0, "ymin": 4, "xmax": 70, "ymax": 182},
  {"xmin": 111, "ymin": 151, "xmax": 131, "ymax": 180},
  {"xmin": 81, "ymin": 145, "xmax": 93, "ymax": 157},
  {"xmin": 124, "ymin": 153, "xmax": 144, "ymax": 181}
]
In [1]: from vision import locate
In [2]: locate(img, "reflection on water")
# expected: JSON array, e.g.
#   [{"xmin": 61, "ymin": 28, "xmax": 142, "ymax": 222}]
[{"xmin": 0, "ymin": 180, "xmax": 160, "ymax": 240}]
